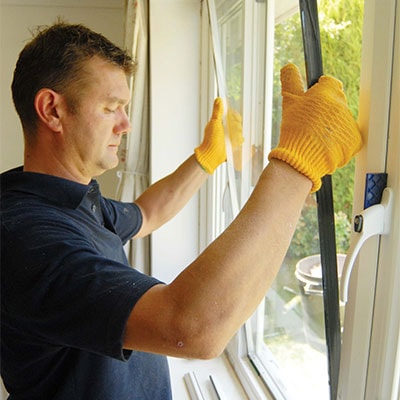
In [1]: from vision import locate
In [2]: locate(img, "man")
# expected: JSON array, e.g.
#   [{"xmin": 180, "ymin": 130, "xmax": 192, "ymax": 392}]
[{"xmin": 1, "ymin": 22, "xmax": 362, "ymax": 399}]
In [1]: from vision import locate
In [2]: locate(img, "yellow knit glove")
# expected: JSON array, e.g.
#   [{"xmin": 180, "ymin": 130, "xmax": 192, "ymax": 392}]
[
  {"xmin": 195, "ymin": 98, "xmax": 226, "ymax": 174},
  {"xmin": 227, "ymin": 108, "xmax": 245, "ymax": 148},
  {"xmin": 269, "ymin": 63, "xmax": 363, "ymax": 192},
  {"xmin": 227, "ymin": 107, "xmax": 245, "ymax": 171}
]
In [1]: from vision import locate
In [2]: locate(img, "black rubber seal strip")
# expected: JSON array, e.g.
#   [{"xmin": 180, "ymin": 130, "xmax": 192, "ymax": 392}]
[{"xmin": 299, "ymin": 1, "xmax": 341, "ymax": 398}]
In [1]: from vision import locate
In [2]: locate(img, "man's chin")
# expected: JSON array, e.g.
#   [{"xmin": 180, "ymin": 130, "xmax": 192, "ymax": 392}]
[{"xmin": 94, "ymin": 159, "xmax": 120, "ymax": 178}]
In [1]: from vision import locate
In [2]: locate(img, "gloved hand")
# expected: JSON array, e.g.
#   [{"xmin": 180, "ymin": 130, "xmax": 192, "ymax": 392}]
[
  {"xmin": 227, "ymin": 107, "xmax": 245, "ymax": 171},
  {"xmin": 195, "ymin": 98, "xmax": 226, "ymax": 174},
  {"xmin": 227, "ymin": 108, "xmax": 244, "ymax": 148},
  {"xmin": 268, "ymin": 63, "xmax": 363, "ymax": 192}
]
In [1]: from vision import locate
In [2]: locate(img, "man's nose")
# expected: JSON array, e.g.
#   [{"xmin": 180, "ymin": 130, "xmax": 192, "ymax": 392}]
[{"xmin": 115, "ymin": 108, "xmax": 131, "ymax": 135}]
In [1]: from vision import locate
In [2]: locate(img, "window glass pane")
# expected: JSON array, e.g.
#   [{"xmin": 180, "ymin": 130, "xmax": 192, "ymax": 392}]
[
  {"xmin": 261, "ymin": 1, "xmax": 364, "ymax": 398},
  {"xmin": 214, "ymin": 0, "xmax": 265, "ymax": 221}
]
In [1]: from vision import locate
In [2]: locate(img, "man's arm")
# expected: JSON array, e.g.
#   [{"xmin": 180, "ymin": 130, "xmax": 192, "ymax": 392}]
[{"xmin": 134, "ymin": 155, "xmax": 208, "ymax": 238}]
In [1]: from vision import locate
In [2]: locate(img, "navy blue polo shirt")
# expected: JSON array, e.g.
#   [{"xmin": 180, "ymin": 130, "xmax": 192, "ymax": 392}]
[{"xmin": 1, "ymin": 167, "xmax": 172, "ymax": 400}]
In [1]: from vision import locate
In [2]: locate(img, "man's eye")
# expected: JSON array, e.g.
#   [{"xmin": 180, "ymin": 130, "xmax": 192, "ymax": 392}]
[{"xmin": 105, "ymin": 108, "xmax": 116, "ymax": 113}]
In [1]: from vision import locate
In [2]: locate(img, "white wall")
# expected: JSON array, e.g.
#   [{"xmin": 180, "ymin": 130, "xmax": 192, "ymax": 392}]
[
  {"xmin": 0, "ymin": 0, "xmax": 125, "ymax": 198},
  {"xmin": 149, "ymin": 0, "xmax": 202, "ymax": 282}
]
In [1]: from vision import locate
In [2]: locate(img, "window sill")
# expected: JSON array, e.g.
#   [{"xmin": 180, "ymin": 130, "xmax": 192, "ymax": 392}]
[{"xmin": 168, "ymin": 353, "xmax": 249, "ymax": 399}]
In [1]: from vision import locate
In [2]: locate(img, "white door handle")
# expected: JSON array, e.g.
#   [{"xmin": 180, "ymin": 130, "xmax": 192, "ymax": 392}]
[{"xmin": 340, "ymin": 187, "xmax": 394, "ymax": 303}]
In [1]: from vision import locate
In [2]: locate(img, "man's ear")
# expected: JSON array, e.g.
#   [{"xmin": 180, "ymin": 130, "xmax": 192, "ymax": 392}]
[{"xmin": 34, "ymin": 88, "xmax": 65, "ymax": 132}]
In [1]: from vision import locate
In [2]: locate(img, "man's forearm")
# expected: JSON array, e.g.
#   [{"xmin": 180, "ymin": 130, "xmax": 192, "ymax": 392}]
[
  {"xmin": 134, "ymin": 154, "xmax": 209, "ymax": 237},
  {"xmin": 168, "ymin": 160, "xmax": 312, "ymax": 351}
]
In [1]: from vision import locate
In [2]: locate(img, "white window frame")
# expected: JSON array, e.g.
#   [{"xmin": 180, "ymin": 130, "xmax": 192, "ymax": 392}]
[
  {"xmin": 338, "ymin": 0, "xmax": 400, "ymax": 398},
  {"xmin": 200, "ymin": 0, "xmax": 400, "ymax": 399}
]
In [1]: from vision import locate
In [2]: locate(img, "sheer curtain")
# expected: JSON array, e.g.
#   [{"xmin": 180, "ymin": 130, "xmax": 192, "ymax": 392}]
[{"xmin": 117, "ymin": 0, "xmax": 150, "ymax": 275}]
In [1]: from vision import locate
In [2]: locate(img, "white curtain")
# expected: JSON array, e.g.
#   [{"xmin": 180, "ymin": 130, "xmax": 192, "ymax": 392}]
[{"xmin": 117, "ymin": 0, "xmax": 150, "ymax": 275}]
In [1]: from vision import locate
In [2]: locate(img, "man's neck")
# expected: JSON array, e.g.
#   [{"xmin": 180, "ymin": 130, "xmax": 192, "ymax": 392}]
[{"xmin": 23, "ymin": 145, "xmax": 91, "ymax": 185}]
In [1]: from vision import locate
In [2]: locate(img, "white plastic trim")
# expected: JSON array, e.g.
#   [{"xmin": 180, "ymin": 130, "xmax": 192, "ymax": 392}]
[{"xmin": 340, "ymin": 187, "xmax": 394, "ymax": 302}]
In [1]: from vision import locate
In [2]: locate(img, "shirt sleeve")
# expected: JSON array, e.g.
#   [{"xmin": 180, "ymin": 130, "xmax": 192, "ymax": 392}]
[{"xmin": 101, "ymin": 198, "xmax": 143, "ymax": 244}]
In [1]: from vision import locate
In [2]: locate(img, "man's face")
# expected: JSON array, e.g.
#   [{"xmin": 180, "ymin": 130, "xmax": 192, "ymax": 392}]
[{"xmin": 62, "ymin": 57, "xmax": 131, "ymax": 180}]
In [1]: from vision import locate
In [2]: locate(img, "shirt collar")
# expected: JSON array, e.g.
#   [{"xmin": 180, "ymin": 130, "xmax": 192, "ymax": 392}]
[{"xmin": 1, "ymin": 166, "xmax": 99, "ymax": 209}]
